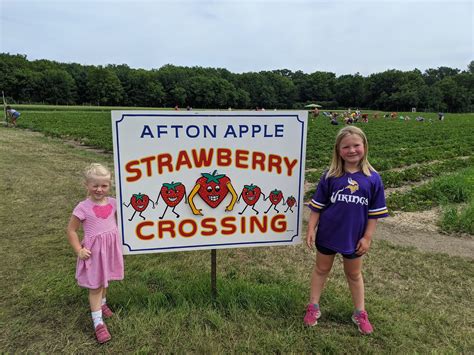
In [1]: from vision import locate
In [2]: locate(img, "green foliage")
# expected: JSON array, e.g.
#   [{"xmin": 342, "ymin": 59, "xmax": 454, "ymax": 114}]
[
  {"xmin": 1, "ymin": 53, "xmax": 472, "ymax": 111},
  {"xmin": 386, "ymin": 166, "xmax": 474, "ymax": 234},
  {"xmin": 440, "ymin": 203, "xmax": 474, "ymax": 234},
  {"xmin": 380, "ymin": 157, "xmax": 474, "ymax": 188}
]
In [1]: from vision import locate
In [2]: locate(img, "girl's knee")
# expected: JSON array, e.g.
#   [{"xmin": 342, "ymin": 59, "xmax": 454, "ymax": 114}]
[
  {"xmin": 89, "ymin": 287, "xmax": 103, "ymax": 295},
  {"xmin": 314, "ymin": 264, "xmax": 332, "ymax": 277},
  {"xmin": 344, "ymin": 270, "xmax": 362, "ymax": 282}
]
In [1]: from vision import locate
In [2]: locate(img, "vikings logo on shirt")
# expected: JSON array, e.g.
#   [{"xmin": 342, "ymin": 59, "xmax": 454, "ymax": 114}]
[
  {"xmin": 330, "ymin": 177, "xmax": 368, "ymax": 205},
  {"xmin": 346, "ymin": 177, "xmax": 359, "ymax": 194}
]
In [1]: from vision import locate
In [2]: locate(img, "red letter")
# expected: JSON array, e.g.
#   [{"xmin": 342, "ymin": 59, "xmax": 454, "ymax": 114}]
[
  {"xmin": 125, "ymin": 160, "xmax": 141, "ymax": 182},
  {"xmin": 192, "ymin": 148, "xmax": 214, "ymax": 168},
  {"xmin": 250, "ymin": 215, "xmax": 268, "ymax": 233},
  {"xmin": 136, "ymin": 221, "xmax": 154, "ymax": 240},
  {"xmin": 201, "ymin": 217, "xmax": 218, "ymax": 236},
  {"xmin": 284, "ymin": 157, "xmax": 298, "ymax": 177},
  {"xmin": 157, "ymin": 153, "xmax": 173, "ymax": 174},
  {"xmin": 268, "ymin": 154, "xmax": 282, "ymax": 174},
  {"xmin": 271, "ymin": 214, "xmax": 287, "ymax": 232},
  {"xmin": 251, "ymin": 151, "xmax": 266, "ymax": 172},
  {"xmin": 178, "ymin": 219, "xmax": 198, "ymax": 237},
  {"xmin": 157, "ymin": 220, "xmax": 176, "ymax": 239},
  {"xmin": 217, "ymin": 148, "xmax": 232, "ymax": 167},
  {"xmin": 221, "ymin": 216, "xmax": 237, "ymax": 235},
  {"xmin": 235, "ymin": 149, "xmax": 249, "ymax": 169},
  {"xmin": 176, "ymin": 150, "xmax": 193, "ymax": 171},
  {"xmin": 140, "ymin": 156, "xmax": 155, "ymax": 177},
  {"xmin": 240, "ymin": 216, "xmax": 246, "ymax": 234}
]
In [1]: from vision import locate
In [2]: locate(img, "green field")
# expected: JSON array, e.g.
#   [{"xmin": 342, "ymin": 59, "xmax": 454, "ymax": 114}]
[
  {"xmin": 2, "ymin": 107, "xmax": 474, "ymax": 352},
  {"xmin": 13, "ymin": 108, "xmax": 474, "ymax": 234}
]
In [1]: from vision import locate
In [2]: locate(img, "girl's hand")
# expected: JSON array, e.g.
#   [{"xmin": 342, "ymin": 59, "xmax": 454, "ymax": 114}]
[
  {"xmin": 356, "ymin": 237, "xmax": 371, "ymax": 255},
  {"xmin": 77, "ymin": 247, "xmax": 91, "ymax": 260},
  {"xmin": 306, "ymin": 230, "xmax": 316, "ymax": 249}
]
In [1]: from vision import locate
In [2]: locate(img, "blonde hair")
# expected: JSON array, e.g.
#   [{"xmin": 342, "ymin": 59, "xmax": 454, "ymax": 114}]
[
  {"xmin": 84, "ymin": 163, "xmax": 111, "ymax": 183},
  {"xmin": 326, "ymin": 126, "xmax": 375, "ymax": 178}
]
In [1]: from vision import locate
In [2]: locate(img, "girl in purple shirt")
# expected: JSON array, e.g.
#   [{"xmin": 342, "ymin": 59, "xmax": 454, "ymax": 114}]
[
  {"xmin": 304, "ymin": 126, "xmax": 388, "ymax": 335},
  {"xmin": 67, "ymin": 164, "xmax": 124, "ymax": 343}
]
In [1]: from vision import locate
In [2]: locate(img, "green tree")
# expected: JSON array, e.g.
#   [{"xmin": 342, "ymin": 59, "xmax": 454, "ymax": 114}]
[
  {"xmin": 38, "ymin": 69, "xmax": 77, "ymax": 104},
  {"xmin": 87, "ymin": 67, "xmax": 124, "ymax": 105},
  {"xmin": 335, "ymin": 73, "xmax": 367, "ymax": 108},
  {"xmin": 169, "ymin": 86, "xmax": 187, "ymax": 107},
  {"xmin": 435, "ymin": 77, "xmax": 471, "ymax": 112}
]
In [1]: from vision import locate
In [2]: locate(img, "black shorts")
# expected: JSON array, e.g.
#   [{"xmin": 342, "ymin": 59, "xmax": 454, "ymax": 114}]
[{"xmin": 316, "ymin": 243, "xmax": 361, "ymax": 259}]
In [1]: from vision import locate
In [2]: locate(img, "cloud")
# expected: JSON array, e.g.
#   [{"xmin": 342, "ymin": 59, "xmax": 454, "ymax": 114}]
[{"xmin": 1, "ymin": 0, "xmax": 472, "ymax": 75}]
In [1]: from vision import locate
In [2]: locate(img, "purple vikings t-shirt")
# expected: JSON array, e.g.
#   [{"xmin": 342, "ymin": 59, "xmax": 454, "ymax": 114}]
[{"xmin": 308, "ymin": 171, "xmax": 388, "ymax": 254}]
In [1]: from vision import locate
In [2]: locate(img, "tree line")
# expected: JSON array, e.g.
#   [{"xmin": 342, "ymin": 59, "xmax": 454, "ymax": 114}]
[{"xmin": 1, "ymin": 53, "xmax": 472, "ymax": 112}]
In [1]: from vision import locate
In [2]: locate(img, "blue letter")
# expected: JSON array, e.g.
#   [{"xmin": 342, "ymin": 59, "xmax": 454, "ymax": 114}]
[
  {"xmin": 275, "ymin": 124, "xmax": 284, "ymax": 137},
  {"xmin": 156, "ymin": 125, "xmax": 168, "ymax": 138},
  {"xmin": 223, "ymin": 125, "xmax": 237, "ymax": 138},
  {"xmin": 140, "ymin": 125, "xmax": 154, "ymax": 138}
]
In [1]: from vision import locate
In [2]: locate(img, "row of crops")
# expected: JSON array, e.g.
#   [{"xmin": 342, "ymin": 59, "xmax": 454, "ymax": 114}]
[{"xmin": 13, "ymin": 108, "xmax": 474, "ymax": 234}]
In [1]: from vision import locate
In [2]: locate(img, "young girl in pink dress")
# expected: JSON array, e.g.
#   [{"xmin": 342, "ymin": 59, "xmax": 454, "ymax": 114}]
[{"xmin": 67, "ymin": 163, "xmax": 124, "ymax": 344}]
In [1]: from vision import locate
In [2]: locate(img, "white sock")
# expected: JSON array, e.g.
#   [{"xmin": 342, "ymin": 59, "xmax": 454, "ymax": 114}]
[
  {"xmin": 101, "ymin": 297, "xmax": 107, "ymax": 306},
  {"xmin": 91, "ymin": 310, "xmax": 103, "ymax": 328}
]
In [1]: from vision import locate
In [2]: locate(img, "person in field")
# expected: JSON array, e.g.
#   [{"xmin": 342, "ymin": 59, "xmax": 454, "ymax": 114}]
[
  {"xmin": 5, "ymin": 105, "xmax": 21, "ymax": 127},
  {"xmin": 304, "ymin": 126, "xmax": 388, "ymax": 335},
  {"xmin": 67, "ymin": 164, "xmax": 124, "ymax": 344}
]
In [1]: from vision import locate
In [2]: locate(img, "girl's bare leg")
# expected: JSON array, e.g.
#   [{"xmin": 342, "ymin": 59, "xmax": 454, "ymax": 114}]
[
  {"xmin": 309, "ymin": 252, "xmax": 335, "ymax": 304},
  {"xmin": 343, "ymin": 257, "xmax": 365, "ymax": 310}
]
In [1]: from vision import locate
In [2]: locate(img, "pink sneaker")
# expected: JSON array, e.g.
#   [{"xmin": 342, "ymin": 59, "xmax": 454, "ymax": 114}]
[
  {"xmin": 95, "ymin": 323, "xmax": 111, "ymax": 344},
  {"xmin": 352, "ymin": 310, "xmax": 373, "ymax": 335},
  {"xmin": 101, "ymin": 304, "xmax": 114, "ymax": 318},
  {"xmin": 303, "ymin": 304, "xmax": 321, "ymax": 326}
]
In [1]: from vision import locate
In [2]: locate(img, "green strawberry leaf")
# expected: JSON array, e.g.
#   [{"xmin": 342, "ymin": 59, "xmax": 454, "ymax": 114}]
[
  {"xmin": 201, "ymin": 170, "xmax": 226, "ymax": 184},
  {"xmin": 133, "ymin": 193, "xmax": 144, "ymax": 201}
]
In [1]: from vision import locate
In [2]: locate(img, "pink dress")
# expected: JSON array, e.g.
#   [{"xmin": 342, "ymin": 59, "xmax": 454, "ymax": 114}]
[{"xmin": 73, "ymin": 197, "xmax": 124, "ymax": 289}]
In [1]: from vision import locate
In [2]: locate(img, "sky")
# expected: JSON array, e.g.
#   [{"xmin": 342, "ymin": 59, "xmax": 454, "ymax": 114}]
[{"xmin": 1, "ymin": 0, "xmax": 473, "ymax": 76}]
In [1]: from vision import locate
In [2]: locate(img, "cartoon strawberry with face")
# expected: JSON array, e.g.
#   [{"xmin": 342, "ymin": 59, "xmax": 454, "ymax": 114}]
[
  {"xmin": 264, "ymin": 189, "xmax": 284, "ymax": 214},
  {"xmin": 238, "ymin": 183, "xmax": 265, "ymax": 215},
  {"xmin": 284, "ymin": 196, "xmax": 297, "ymax": 213},
  {"xmin": 156, "ymin": 182, "xmax": 187, "ymax": 219},
  {"xmin": 123, "ymin": 193, "xmax": 155, "ymax": 221},
  {"xmin": 188, "ymin": 170, "xmax": 237, "ymax": 216}
]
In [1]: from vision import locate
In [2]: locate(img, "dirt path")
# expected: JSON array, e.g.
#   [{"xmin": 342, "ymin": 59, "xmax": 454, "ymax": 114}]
[
  {"xmin": 302, "ymin": 208, "xmax": 473, "ymax": 259},
  {"xmin": 3, "ymin": 126, "xmax": 473, "ymax": 259}
]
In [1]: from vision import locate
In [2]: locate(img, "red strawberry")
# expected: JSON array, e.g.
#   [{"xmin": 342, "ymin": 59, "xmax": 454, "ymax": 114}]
[
  {"xmin": 196, "ymin": 170, "xmax": 230, "ymax": 208},
  {"xmin": 286, "ymin": 196, "xmax": 296, "ymax": 207},
  {"xmin": 241, "ymin": 184, "xmax": 262, "ymax": 206},
  {"xmin": 130, "ymin": 193, "xmax": 150, "ymax": 212},
  {"xmin": 269, "ymin": 189, "xmax": 283, "ymax": 205},
  {"xmin": 160, "ymin": 182, "xmax": 185, "ymax": 207}
]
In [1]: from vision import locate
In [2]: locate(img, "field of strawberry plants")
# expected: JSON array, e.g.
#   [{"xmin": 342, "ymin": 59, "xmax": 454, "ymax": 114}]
[{"xmin": 14, "ymin": 107, "xmax": 474, "ymax": 234}]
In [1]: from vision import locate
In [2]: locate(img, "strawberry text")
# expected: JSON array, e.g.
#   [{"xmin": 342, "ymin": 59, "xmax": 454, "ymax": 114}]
[
  {"xmin": 125, "ymin": 148, "xmax": 298, "ymax": 182},
  {"xmin": 135, "ymin": 214, "xmax": 288, "ymax": 240}
]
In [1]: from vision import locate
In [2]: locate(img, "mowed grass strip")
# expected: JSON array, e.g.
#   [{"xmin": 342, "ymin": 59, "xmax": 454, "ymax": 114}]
[{"xmin": 0, "ymin": 127, "xmax": 473, "ymax": 352}]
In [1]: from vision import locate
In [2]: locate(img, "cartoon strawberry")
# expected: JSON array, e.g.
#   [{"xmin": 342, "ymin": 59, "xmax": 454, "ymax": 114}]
[
  {"xmin": 264, "ymin": 189, "xmax": 284, "ymax": 214},
  {"xmin": 284, "ymin": 196, "xmax": 297, "ymax": 213},
  {"xmin": 238, "ymin": 183, "xmax": 265, "ymax": 215},
  {"xmin": 123, "ymin": 193, "xmax": 155, "ymax": 221},
  {"xmin": 156, "ymin": 182, "xmax": 187, "ymax": 219},
  {"xmin": 188, "ymin": 170, "xmax": 237, "ymax": 216}
]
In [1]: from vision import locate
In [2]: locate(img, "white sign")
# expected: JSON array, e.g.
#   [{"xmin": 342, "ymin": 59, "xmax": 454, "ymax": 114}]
[{"xmin": 112, "ymin": 111, "xmax": 308, "ymax": 254}]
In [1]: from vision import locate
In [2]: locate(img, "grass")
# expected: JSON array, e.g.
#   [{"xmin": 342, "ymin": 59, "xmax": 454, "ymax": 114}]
[
  {"xmin": 386, "ymin": 166, "xmax": 474, "ymax": 234},
  {"xmin": 12, "ymin": 107, "xmax": 474, "ymax": 234},
  {"xmin": 1, "ymin": 126, "xmax": 473, "ymax": 352}
]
